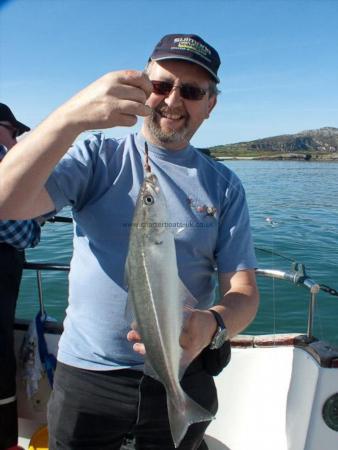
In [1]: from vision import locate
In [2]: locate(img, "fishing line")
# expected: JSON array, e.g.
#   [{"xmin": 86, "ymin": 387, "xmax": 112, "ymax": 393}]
[
  {"xmin": 255, "ymin": 246, "xmax": 295, "ymax": 263},
  {"xmin": 255, "ymin": 248, "xmax": 338, "ymax": 296},
  {"xmin": 195, "ymin": 151, "xmax": 283, "ymax": 337},
  {"xmin": 193, "ymin": 149, "xmax": 250, "ymax": 194},
  {"xmin": 315, "ymin": 291, "xmax": 325, "ymax": 344},
  {"xmin": 270, "ymin": 229, "xmax": 277, "ymax": 338}
]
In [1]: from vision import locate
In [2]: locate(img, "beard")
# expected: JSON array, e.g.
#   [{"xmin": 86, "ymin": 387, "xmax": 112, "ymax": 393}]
[{"xmin": 146, "ymin": 104, "xmax": 191, "ymax": 146}]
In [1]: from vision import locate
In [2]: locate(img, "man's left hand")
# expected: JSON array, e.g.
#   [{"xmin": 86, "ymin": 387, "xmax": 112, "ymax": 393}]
[{"xmin": 127, "ymin": 309, "xmax": 216, "ymax": 360}]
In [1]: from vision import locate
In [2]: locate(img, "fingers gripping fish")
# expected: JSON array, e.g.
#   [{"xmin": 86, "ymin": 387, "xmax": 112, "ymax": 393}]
[{"xmin": 125, "ymin": 142, "xmax": 214, "ymax": 447}]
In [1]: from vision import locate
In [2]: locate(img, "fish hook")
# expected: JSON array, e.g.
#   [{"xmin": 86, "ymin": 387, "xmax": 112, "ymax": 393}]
[{"xmin": 144, "ymin": 141, "xmax": 151, "ymax": 173}]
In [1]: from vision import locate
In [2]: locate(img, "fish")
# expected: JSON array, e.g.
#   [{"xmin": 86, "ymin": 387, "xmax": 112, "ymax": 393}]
[{"xmin": 125, "ymin": 151, "xmax": 214, "ymax": 447}]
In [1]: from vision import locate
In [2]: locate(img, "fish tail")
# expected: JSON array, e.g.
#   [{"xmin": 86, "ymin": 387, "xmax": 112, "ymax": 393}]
[{"xmin": 167, "ymin": 391, "xmax": 214, "ymax": 448}]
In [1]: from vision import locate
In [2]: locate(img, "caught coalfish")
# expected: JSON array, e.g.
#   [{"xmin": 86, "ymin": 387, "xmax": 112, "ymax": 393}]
[{"xmin": 125, "ymin": 147, "xmax": 214, "ymax": 447}]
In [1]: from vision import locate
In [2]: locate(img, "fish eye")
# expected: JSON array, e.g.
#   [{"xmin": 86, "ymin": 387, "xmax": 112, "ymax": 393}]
[{"xmin": 144, "ymin": 194, "xmax": 154, "ymax": 206}]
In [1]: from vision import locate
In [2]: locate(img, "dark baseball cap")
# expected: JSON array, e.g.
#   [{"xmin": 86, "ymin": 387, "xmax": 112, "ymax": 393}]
[
  {"xmin": 0, "ymin": 103, "xmax": 30, "ymax": 135},
  {"xmin": 149, "ymin": 34, "xmax": 221, "ymax": 83}
]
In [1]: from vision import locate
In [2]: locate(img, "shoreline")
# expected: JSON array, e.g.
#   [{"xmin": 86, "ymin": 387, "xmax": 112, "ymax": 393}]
[{"xmin": 213, "ymin": 154, "xmax": 338, "ymax": 161}]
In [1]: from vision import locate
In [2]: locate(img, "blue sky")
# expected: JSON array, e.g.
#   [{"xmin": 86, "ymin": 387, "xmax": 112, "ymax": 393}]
[{"xmin": 1, "ymin": 0, "xmax": 337, "ymax": 148}]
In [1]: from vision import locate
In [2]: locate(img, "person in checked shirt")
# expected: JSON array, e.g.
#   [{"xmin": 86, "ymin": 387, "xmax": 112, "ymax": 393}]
[{"xmin": 0, "ymin": 103, "xmax": 41, "ymax": 450}]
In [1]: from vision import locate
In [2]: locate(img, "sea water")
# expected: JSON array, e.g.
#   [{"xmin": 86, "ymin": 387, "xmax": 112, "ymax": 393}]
[{"xmin": 17, "ymin": 161, "xmax": 338, "ymax": 345}]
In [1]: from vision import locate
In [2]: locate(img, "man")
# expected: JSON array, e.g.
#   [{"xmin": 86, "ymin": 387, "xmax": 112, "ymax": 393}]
[
  {"xmin": 0, "ymin": 103, "xmax": 41, "ymax": 450},
  {"xmin": 0, "ymin": 35, "xmax": 259, "ymax": 449}
]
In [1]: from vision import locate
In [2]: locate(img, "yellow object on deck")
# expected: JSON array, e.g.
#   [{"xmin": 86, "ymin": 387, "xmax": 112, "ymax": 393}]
[{"xmin": 28, "ymin": 425, "xmax": 49, "ymax": 449}]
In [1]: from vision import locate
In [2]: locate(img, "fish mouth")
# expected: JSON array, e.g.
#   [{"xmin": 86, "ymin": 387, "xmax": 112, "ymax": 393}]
[
  {"xmin": 142, "ymin": 173, "xmax": 158, "ymax": 197},
  {"xmin": 145, "ymin": 172, "xmax": 158, "ymax": 185}
]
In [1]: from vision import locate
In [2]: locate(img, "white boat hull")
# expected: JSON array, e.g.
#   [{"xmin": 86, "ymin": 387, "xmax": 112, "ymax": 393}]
[
  {"xmin": 206, "ymin": 343, "xmax": 338, "ymax": 450},
  {"xmin": 14, "ymin": 322, "xmax": 338, "ymax": 450}
]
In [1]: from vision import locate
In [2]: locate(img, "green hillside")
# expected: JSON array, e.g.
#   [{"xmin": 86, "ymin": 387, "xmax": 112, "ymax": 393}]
[{"xmin": 209, "ymin": 127, "xmax": 338, "ymax": 160}]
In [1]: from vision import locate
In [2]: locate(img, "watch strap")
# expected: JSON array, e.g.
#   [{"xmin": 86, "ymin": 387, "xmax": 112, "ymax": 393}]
[{"xmin": 209, "ymin": 309, "xmax": 225, "ymax": 330}]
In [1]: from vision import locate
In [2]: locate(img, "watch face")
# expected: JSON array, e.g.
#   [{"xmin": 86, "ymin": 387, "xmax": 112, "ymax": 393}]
[
  {"xmin": 209, "ymin": 309, "xmax": 229, "ymax": 349},
  {"xmin": 210, "ymin": 327, "xmax": 228, "ymax": 349}
]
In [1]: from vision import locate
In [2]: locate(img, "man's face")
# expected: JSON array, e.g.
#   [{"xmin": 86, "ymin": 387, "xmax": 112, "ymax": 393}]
[
  {"xmin": 142, "ymin": 60, "xmax": 217, "ymax": 150},
  {"xmin": 0, "ymin": 121, "xmax": 18, "ymax": 150}
]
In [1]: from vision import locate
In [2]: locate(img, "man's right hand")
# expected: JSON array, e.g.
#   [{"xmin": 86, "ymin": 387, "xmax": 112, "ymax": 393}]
[
  {"xmin": 0, "ymin": 70, "xmax": 153, "ymax": 220},
  {"xmin": 55, "ymin": 70, "xmax": 153, "ymax": 133}
]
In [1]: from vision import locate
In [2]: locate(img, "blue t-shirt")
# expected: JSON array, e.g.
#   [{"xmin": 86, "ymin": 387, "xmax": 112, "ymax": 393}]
[{"xmin": 45, "ymin": 132, "xmax": 257, "ymax": 370}]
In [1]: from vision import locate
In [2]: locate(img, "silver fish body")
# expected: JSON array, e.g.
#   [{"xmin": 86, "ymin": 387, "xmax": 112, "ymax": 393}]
[{"xmin": 125, "ymin": 172, "xmax": 214, "ymax": 447}]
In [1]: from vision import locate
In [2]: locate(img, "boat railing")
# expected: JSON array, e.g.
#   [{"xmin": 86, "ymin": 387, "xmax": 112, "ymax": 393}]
[
  {"xmin": 23, "ymin": 258, "xmax": 321, "ymax": 341},
  {"xmin": 256, "ymin": 264, "xmax": 320, "ymax": 340},
  {"xmin": 23, "ymin": 261, "xmax": 70, "ymax": 318}
]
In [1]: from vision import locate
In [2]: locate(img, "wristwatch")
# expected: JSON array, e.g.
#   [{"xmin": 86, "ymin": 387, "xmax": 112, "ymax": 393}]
[{"xmin": 209, "ymin": 309, "xmax": 229, "ymax": 350}]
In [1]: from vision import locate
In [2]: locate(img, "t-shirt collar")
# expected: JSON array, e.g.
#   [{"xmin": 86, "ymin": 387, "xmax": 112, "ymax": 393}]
[{"xmin": 135, "ymin": 132, "xmax": 194, "ymax": 162}]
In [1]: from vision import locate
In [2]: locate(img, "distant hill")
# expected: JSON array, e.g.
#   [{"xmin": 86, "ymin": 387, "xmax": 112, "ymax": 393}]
[{"xmin": 210, "ymin": 127, "xmax": 338, "ymax": 160}]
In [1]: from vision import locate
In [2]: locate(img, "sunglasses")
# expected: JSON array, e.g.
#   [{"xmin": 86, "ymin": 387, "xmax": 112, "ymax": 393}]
[
  {"xmin": 151, "ymin": 80, "xmax": 207, "ymax": 101},
  {"xmin": 0, "ymin": 123, "xmax": 19, "ymax": 138}
]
